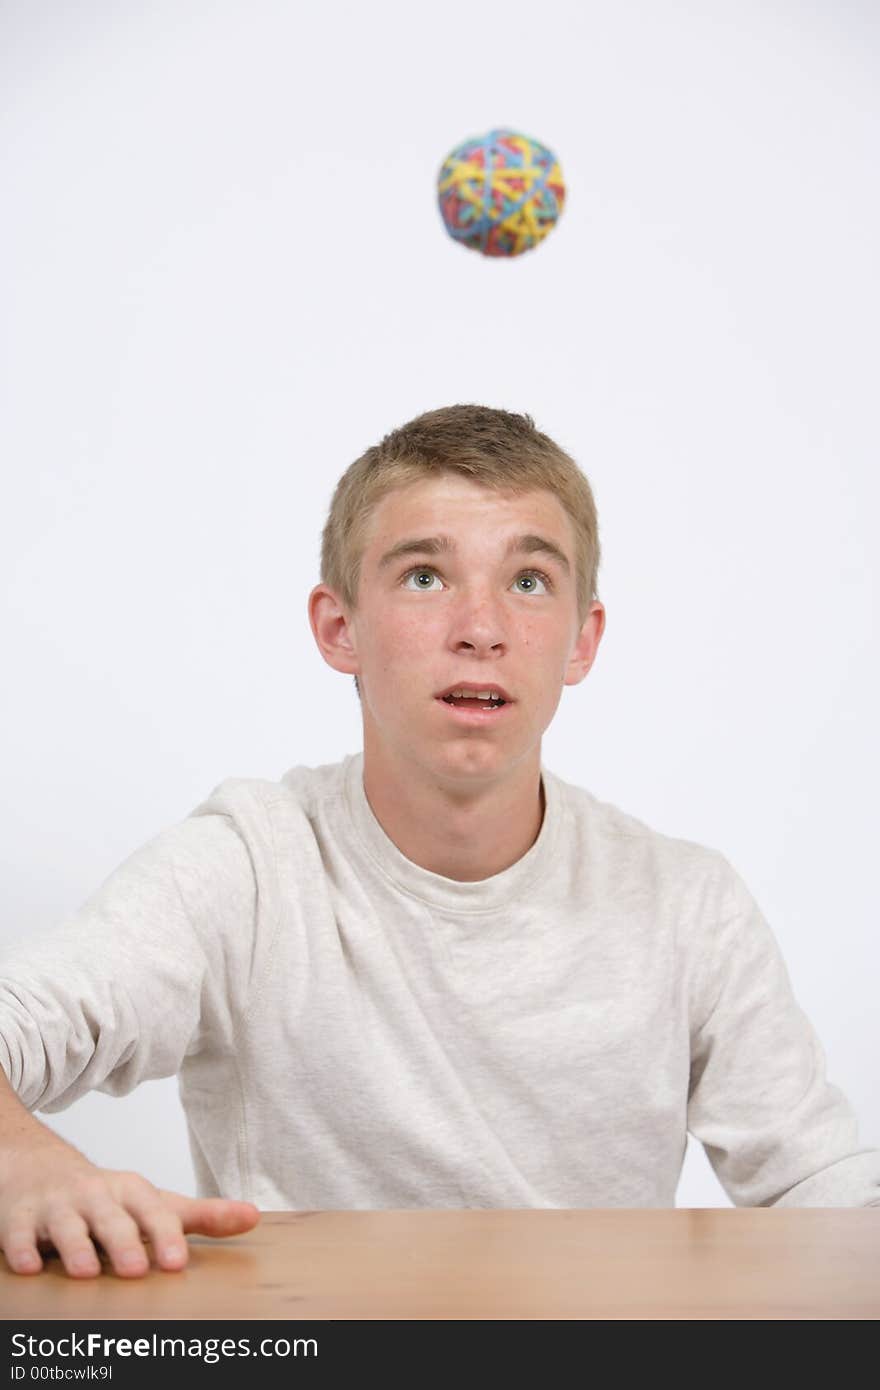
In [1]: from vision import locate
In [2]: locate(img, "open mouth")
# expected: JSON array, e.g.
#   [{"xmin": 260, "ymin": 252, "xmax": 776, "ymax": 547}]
[
  {"xmin": 441, "ymin": 694, "xmax": 507, "ymax": 711},
  {"xmin": 435, "ymin": 686, "xmax": 512, "ymax": 721}
]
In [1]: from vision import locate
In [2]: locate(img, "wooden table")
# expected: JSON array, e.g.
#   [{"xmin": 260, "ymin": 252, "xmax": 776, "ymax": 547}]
[{"xmin": 2, "ymin": 1210, "xmax": 878, "ymax": 1320}]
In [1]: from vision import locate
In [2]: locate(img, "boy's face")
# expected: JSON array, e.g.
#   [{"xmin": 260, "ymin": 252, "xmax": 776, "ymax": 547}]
[{"xmin": 310, "ymin": 474, "xmax": 605, "ymax": 788}]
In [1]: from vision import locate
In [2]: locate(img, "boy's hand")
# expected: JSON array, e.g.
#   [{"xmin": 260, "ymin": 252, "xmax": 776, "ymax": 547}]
[{"xmin": 0, "ymin": 1144, "xmax": 260, "ymax": 1278}]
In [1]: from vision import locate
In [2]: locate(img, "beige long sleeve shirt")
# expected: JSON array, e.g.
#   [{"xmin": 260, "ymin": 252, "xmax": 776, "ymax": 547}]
[{"xmin": 2, "ymin": 752, "xmax": 877, "ymax": 1208}]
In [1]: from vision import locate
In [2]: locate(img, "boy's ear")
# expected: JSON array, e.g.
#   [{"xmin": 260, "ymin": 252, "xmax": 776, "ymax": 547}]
[
  {"xmin": 564, "ymin": 602, "xmax": 606, "ymax": 687},
  {"xmin": 308, "ymin": 583, "xmax": 359, "ymax": 677}
]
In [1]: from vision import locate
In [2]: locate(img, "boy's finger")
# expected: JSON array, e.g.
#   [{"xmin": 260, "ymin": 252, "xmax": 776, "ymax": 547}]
[
  {"xmin": 160, "ymin": 1196, "xmax": 261, "ymax": 1237},
  {"xmin": 2, "ymin": 1219, "xmax": 45, "ymax": 1275},
  {"xmin": 122, "ymin": 1198, "xmax": 189, "ymax": 1271},
  {"xmin": 43, "ymin": 1211, "xmax": 103, "ymax": 1279},
  {"xmin": 85, "ymin": 1202, "xmax": 151, "ymax": 1278}
]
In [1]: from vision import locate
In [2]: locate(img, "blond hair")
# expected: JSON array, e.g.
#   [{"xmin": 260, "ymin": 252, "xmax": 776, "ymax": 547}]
[{"xmin": 319, "ymin": 404, "xmax": 602, "ymax": 696}]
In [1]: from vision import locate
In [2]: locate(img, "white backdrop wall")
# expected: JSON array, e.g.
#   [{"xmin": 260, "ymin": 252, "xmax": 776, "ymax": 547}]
[{"xmin": 1, "ymin": 0, "xmax": 877, "ymax": 1208}]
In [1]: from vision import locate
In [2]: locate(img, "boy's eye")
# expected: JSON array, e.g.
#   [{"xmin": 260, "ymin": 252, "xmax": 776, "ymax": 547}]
[
  {"xmin": 403, "ymin": 569, "xmax": 442, "ymax": 591},
  {"xmin": 513, "ymin": 572, "xmax": 550, "ymax": 595}
]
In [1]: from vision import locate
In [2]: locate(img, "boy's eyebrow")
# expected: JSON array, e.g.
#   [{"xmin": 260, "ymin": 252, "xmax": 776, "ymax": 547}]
[{"xmin": 378, "ymin": 533, "xmax": 571, "ymax": 575}]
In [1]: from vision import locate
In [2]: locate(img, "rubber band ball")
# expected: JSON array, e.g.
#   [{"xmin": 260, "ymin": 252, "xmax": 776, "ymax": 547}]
[{"xmin": 437, "ymin": 127, "xmax": 566, "ymax": 258}]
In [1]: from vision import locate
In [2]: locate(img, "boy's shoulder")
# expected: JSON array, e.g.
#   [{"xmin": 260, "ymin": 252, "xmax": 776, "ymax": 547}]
[
  {"xmin": 546, "ymin": 763, "xmax": 734, "ymax": 888},
  {"xmin": 185, "ymin": 752, "xmax": 353, "ymax": 824}
]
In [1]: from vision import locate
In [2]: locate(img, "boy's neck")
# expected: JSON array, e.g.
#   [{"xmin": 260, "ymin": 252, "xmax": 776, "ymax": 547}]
[{"xmin": 360, "ymin": 741, "xmax": 545, "ymax": 883}]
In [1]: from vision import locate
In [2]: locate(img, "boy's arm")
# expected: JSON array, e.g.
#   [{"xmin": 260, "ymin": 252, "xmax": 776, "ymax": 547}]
[
  {"xmin": 686, "ymin": 862, "xmax": 880, "ymax": 1207},
  {"xmin": 0, "ymin": 808, "xmax": 264, "ymax": 1276},
  {"xmin": 0, "ymin": 1068, "xmax": 258, "ymax": 1277}
]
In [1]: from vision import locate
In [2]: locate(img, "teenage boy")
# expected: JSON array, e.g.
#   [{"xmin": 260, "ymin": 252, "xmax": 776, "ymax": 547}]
[{"xmin": 2, "ymin": 404, "xmax": 877, "ymax": 1281}]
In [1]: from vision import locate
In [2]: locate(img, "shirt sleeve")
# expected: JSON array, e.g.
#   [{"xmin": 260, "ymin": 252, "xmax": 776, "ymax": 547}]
[
  {"xmin": 686, "ymin": 860, "xmax": 880, "ymax": 1207},
  {"xmin": 0, "ymin": 811, "xmax": 258, "ymax": 1114}
]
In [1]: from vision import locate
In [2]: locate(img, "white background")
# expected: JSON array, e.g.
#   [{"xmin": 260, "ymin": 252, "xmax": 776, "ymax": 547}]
[{"xmin": 1, "ymin": 0, "xmax": 877, "ymax": 1208}]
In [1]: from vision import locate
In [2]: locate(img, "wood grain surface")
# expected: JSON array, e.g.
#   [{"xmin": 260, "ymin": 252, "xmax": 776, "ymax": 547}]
[{"xmin": 2, "ymin": 1209, "xmax": 878, "ymax": 1321}]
